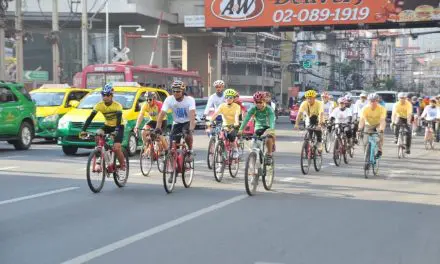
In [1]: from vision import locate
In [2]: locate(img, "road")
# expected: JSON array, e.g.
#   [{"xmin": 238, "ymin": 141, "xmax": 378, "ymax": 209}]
[{"xmin": 1, "ymin": 117, "xmax": 440, "ymax": 264}]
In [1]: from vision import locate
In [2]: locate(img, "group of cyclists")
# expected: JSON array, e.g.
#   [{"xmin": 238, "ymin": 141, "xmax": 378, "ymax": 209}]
[{"xmin": 78, "ymin": 79, "xmax": 440, "ymax": 189}]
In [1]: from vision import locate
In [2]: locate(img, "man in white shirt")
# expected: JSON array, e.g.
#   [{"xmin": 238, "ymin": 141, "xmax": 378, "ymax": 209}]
[
  {"xmin": 204, "ymin": 80, "xmax": 225, "ymax": 121},
  {"xmin": 156, "ymin": 80, "xmax": 196, "ymax": 157},
  {"xmin": 421, "ymin": 98, "xmax": 440, "ymax": 141},
  {"xmin": 330, "ymin": 97, "xmax": 353, "ymax": 145}
]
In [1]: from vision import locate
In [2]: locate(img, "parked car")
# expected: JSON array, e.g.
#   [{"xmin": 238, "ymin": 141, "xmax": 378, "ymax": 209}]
[
  {"xmin": 0, "ymin": 81, "xmax": 36, "ymax": 150},
  {"xmin": 30, "ymin": 84, "xmax": 91, "ymax": 140},
  {"xmin": 57, "ymin": 82, "xmax": 169, "ymax": 156},
  {"xmin": 240, "ymin": 96, "xmax": 255, "ymax": 136},
  {"xmin": 376, "ymin": 91, "xmax": 397, "ymax": 121},
  {"xmin": 195, "ymin": 98, "xmax": 208, "ymax": 129}
]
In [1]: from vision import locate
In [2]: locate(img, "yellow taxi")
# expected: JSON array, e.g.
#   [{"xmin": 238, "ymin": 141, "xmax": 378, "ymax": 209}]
[
  {"xmin": 30, "ymin": 84, "xmax": 91, "ymax": 140},
  {"xmin": 57, "ymin": 82, "xmax": 170, "ymax": 156}
]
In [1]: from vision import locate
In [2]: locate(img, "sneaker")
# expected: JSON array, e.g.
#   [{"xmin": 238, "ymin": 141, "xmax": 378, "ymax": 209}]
[
  {"xmin": 394, "ymin": 139, "xmax": 398, "ymax": 144},
  {"xmin": 406, "ymin": 149, "xmax": 411, "ymax": 154}
]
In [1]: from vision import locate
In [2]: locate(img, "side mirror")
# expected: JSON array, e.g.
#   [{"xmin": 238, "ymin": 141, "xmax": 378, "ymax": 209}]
[{"xmin": 69, "ymin": 100, "xmax": 79, "ymax": 108}]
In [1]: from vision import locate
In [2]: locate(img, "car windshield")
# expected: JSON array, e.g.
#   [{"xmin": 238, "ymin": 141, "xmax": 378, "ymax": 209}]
[
  {"xmin": 379, "ymin": 94, "xmax": 396, "ymax": 103},
  {"xmin": 78, "ymin": 91, "xmax": 136, "ymax": 109},
  {"xmin": 31, "ymin": 92, "xmax": 66, "ymax": 106}
]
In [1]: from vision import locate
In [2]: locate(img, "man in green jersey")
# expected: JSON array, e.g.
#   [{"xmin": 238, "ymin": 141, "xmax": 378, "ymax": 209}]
[{"xmin": 238, "ymin": 91, "xmax": 276, "ymax": 164}]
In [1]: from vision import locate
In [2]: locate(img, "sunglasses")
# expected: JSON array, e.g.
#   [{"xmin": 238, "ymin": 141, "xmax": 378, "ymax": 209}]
[
  {"xmin": 225, "ymin": 96, "xmax": 235, "ymax": 99},
  {"xmin": 173, "ymin": 90, "xmax": 182, "ymax": 93},
  {"xmin": 101, "ymin": 94, "xmax": 111, "ymax": 97},
  {"xmin": 146, "ymin": 98, "xmax": 153, "ymax": 102}
]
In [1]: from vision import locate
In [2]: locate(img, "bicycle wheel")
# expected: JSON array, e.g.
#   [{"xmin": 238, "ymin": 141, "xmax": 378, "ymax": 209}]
[
  {"xmin": 364, "ymin": 143, "xmax": 371, "ymax": 179},
  {"xmin": 157, "ymin": 151, "xmax": 166, "ymax": 173},
  {"xmin": 262, "ymin": 155, "xmax": 274, "ymax": 191},
  {"xmin": 343, "ymin": 139, "xmax": 349, "ymax": 165},
  {"xmin": 333, "ymin": 138, "xmax": 342, "ymax": 167},
  {"xmin": 163, "ymin": 153, "xmax": 176, "ymax": 194},
  {"xmin": 300, "ymin": 141, "xmax": 310, "ymax": 175},
  {"xmin": 348, "ymin": 138, "xmax": 354, "ymax": 158},
  {"xmin": 213, "ymin": 142, "xmax": 225, "ymax": 182},
  {"xmin": 182, "ymin": 152, "xmax": 194, "ymax": 188},
  {"xmin": 229, "ymin": 149, "xmax": 240, "ymax": 178},
  {"xmin": 372, "ymin": 154, "xmax": 380, "ymax": 176},
  {"xmin": 86, "ymin": 149, "xmax": 106, "ymax": 193},
  {"xmin": 207, "ymin": 137, "xmax": 215, "ymax": 170},
  {"xmin": 324, "ymin": 130, "xmax": 331, "ymax": 153},
  {"xmin": 113, "ymin": 148, "xmax": 129, "ymax": 188},
  {"xmin": 244, "ymin": 152, "xmax": 258, "ymax": 196},
  {"xmin": 140, "ymin": 144, "xmax": 154, "ymax": 177},
  {"xmin": 313, "ymin": 146, "xmax": 322, "ymax": 172}
]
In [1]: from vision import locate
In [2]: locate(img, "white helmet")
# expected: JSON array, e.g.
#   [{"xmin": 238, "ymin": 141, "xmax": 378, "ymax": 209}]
[
  {"xmin": 213, "ymin": 80, "xmax": 225, "ymax": 87},
  {"xmin": 398, "ymin": 92, "xmax": 406, "ymax": 98},
  {"xmin": 368, "ymin": 93, "xmax": 379, "ymax": 101},
  {"xmin": 360, "ymin": 92, "xmax": 368, "ymax": 98}
]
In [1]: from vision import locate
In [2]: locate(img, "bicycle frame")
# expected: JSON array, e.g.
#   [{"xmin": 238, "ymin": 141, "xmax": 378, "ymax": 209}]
[
  {"xmin": 169, "ymin": 134, "xmax": 188, "ymax": 174},
  {"xmin": 217, "ymin": 127, "xmax": 238, "ymax": 165},
  {"xmin": 90, "ymin": 132, "xmax": 116, "ymax": 174},
  {"xmin": 368, "ymin": 134, "xmax": 378, "ymax": 165}
]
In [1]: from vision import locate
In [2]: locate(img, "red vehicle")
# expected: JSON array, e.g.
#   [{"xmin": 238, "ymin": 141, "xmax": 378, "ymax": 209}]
[
  {"xmin": 73, "ymin": 61, "xmax": 203, "ymax": 97},
  {"xmin": 239, "ymin": 96, "xmax": 256, "ymax": 136},
  {"xmin": 290, "ymin": 104, "xmax": 300, "ymax": 124}
]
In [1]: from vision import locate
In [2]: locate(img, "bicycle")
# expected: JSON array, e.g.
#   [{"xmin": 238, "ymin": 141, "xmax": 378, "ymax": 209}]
[
  {"xmin": 162, "ymin": 132, "xmax": 194, "ymax": 194},
  {"xmin": 300, "ymin": 126, "xmax": 322, "ymax": 175},
  {"xmin": 84, "ymin": 130, "xmax": 129, "ymax": 193},
  {"xmin": 333, "ymin": 123, "xmax": 353, "ymax": 166},
  {"xmin": 206, "ymin": 121, "xmax": 222, "ymax": 170},
  {"xmin": 323, "ymin": 121, "xmax": 335, "ymax": 153},
  {"xmin": 213, "ymin": 125, "xmax": 240, "ymax": 182},
  {"xmin": 423, "ymin": 120, "xmax": 436, "ymax": 150},
  {"xmin": 362, "ymin": 131, "xmax": 381, "ymax": 179},
  {"xmin": 243, "ymin": 134, "xmax": 275, "ymax": 196},
  {"xmin": 396, "ymin": 123, "xmax": 409, "ymax": 159},
  {"xmin": 138, "ymin": 128, "xmax": 167, "ymax": 177}
]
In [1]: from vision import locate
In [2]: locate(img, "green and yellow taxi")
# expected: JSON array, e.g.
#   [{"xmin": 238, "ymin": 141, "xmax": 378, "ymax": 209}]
[
  {"xmin": 30, "ymin": 84, "xmax": 91, "ymax": 140},
  {"xmin": 57, "ymin": 82, "xmax": 170, "ymax": 156}
]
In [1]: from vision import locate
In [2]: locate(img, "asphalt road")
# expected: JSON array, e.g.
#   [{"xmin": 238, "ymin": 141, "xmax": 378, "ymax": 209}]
[{"xmin": 1, "ymin": 117, "xmax": 440, "ymax": 264}]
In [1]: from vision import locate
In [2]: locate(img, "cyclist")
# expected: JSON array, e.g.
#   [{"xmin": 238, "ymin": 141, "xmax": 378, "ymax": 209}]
[
  {"xmin": 204, "ymin": 80, "xmax": 225, "ymax": 120},
  {"xmin": 411, "ymin": 96, "xmax": 420, "ymax": 136},
  {"xmin": 420, "ymin": 98, "xmax": 440, "ymax": 142},
  {"xmin": 330, "ymin": 97, "xmax": 353, "ymax": 146},
  {"xmin": 80, "ymin": 83, "xmax": 126, "ymax": 170},
  {"xmin": 391, "ymin": 92, "xmax": 412, "ymax": 154},
  {"xmin": 358, "ymin": 93, "xmax": 386, "ymax": 158},
  {"xmin": 155, "ymin": 80, "xmax": 196, "ymax": 159},
  {"xmin": 321, "ymin": 91, "xmax": 334, "ymax": 135},
  {"xmin": 238, "ymin": 91, "xmax": 276, "ymax": 164},
  {"xmin": 134, "ymin": 91, "xmax": 168, "ymax": 155},
  {"xmin": 353, "ymin": 92, "xmax": 368, "ymax": 143},
  {"xmin": 295, "ymin": 89, "xmax": 324, "ymax": 152},
  {"xmin": 210, "ymin": 88, "xmax": 241, "ymax": 159}
]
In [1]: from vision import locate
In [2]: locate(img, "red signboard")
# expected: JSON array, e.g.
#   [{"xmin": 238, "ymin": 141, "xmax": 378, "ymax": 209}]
[{"xmin": 205, "ymin": 0, "xmax": 440, "ymax": 28}]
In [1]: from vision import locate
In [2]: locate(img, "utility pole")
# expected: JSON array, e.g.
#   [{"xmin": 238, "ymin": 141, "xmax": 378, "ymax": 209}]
[
  {"xmin": 0, "ymin": 0, "xmax": 9, "ymax": 80},
  {"xmin": 105, "ymin": 0, "xmax": 109, "ymax": 64},
  {"xmin": 81, "ymin": 0, "xmax": 88, "ymax": 69},
  {"xmin": 15, "ymin": 0, "xmax": 23, "ymax": 83},
  {"xmin": 52, "ymin": 0, "xmax": 60, "ymax": 83}
]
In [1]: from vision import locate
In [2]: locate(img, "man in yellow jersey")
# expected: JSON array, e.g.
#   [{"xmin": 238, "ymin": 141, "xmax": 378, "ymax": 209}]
[
  {"xmin": 358, "ymin": 93, "xmax": 386, "ymax": 158},
  {"xmin": 391, "ymin": 92, "xmax": 413, "ymax": 154},
  {"xmin": 80, "ymin": 83, "xmax": 126, "ymax": 170},
  {"xmin": 210, "ymin": 89, "xmax": 241, "ymax": 158},
  {"xmin": 294, "ymin": 89, "xmax": 324, "ymax": 151},
  {"xmin": 134, "ymin": 91, "xmax": 168, "ymax": 155}
]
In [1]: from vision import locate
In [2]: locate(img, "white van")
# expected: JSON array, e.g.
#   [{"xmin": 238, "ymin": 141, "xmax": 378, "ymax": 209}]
[{"xmin": 376, "ymin": 91, "xmax": 397, "ymax": 120}]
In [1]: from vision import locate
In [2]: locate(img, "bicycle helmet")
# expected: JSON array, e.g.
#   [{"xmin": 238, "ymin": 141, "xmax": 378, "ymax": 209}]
[
  {"xmin": 171, "ymin": 80, "xmax": 185, "ymax": 90},
  {"xmin": 213, "ymin": 80, "xmax": 225, "ymax": 87},
  {"xmin": 368, "ymin": 93, "xmax": 379, "ymax": 101},
  {"xmin": 337, "ymin": 97, "xmax": 346, "ymax": 104},
  {"xmin": 398, "ymin": 92, "xmax": 406, "ymax": 98},
  {"xmin": 102, "ymin": 83, "xmax": 114, "ymax": 96},
  {"xmin": 224, "ymin": 88, "xmax": 238, "ymax": 97},
  {"xmin": 253, "ymin": 91, "xmax": 266, "ymax": 102},
  {"xmin": 144, "ymin": 91, "xmax": 157, "ymax": 100},
  {"xmin": 344, "ymin": 94, "xmax": 352, "ymax": 102},
  {"xmin": 360, "ymin": 92, "xmax": 368, "ymax": 98},
  {"xmin": 322, "ymin": 92, "xmax": 330, "ymax": 98},
  {"xmin": 304, "ymin": 90, "xmax": 317, "ymax": 98}
]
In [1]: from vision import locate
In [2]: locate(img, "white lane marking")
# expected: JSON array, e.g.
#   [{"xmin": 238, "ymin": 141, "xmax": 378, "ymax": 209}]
[
  {"xmin": 61, "ymin": 194, "xmax": 247, "ymax": 264},
  {"xmin": 0, "ymin": 166, "xmax": 18, "ymax": 171},
  {"xmin": 129, "ymin": 159, "xmax": 140, "ymax": 163},
  {"xmin": 279, "ymin": 177, "xmax": 297, "ymax": 182},
  {"xmin": 0, "ymin": 155, "xmax": 25, "ymax": 159},
  {"xmin": 0, "ymin": 187, "xmax": 79, "ymax": 206},
  {"xmin": 76, "ymin": 168, "xmax": 86, "ymax": 171},
  {"xmin": 194, "ymin": 160, "xmax": 204, "ymax": 164}
]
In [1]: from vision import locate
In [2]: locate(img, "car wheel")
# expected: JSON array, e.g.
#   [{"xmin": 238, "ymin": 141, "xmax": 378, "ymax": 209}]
[
  {"xmin": 13, "ymin": 121, "xmax": 33, "ymax": 150},
  {"xmin": 127, "ymin": 132, "xmax": 138, "ymax": 157},
  {"xmin": 62, "ymin": 146, "xmax": 78, "ymax": 155}
]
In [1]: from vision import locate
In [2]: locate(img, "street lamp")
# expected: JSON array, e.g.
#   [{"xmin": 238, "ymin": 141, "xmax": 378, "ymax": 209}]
[{"xmin": 118, "ymin": 25, "xmax": 145, "ymax": 49}]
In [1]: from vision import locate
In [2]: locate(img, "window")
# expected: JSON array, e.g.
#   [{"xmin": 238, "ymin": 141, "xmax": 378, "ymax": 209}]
[
  {"xmin": 86, "ymin": 73, "xmax": 125, "ymax": 89},
  {"xmin": 31, "ymin": 92, "xmax": 66, "ymax": 106},
  {"xmin": 0, "ymin": 88, "xmax": 17, "ymax": 103},
  {"xmin": 19, "ymin": 86, "xmax": 32, "ymax": 101},
  {"xmin": 78, "ymin": 91, "xmax": 136, "ymax": 110},
  {"xmin": 66, "ymin": 91, "xmax": 89, "ymax": 106}
]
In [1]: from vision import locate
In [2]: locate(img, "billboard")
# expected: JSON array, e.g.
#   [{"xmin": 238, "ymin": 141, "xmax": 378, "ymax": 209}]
[{"xmin": 205, "ymin": 0, "xmax": 440, "ymax": 29}]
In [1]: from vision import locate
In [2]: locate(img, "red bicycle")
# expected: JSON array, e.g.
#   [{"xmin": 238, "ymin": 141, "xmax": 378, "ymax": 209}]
[
  {"xmin": 138, "ymin": 128, "xmax": 166, "ymax": 176},
  {"xmin": 213, "ymin": 125, "xmax": 240, "ymax": 182},
  {"xmin": 84, "ymin": 130, "xmax": 129, "ymax": 193},
  {"xmin": 163, "ymin": 132, "xmax": 194, "ymax": 193}
]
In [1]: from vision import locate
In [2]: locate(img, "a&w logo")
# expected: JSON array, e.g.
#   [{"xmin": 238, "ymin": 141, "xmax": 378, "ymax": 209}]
[{"xmin": 211, "ymin": 0, "xmax": 264, "ymax": 21}]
